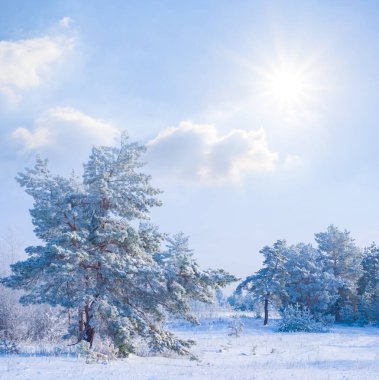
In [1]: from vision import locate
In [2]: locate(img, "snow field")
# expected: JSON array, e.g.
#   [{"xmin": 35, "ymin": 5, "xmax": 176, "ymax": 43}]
[{"xmin": 0, "ymin": 317, "xmax": 378, "ymax": 380}]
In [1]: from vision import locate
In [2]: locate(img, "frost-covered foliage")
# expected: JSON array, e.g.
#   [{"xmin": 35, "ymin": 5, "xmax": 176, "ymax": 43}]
[
  {"xmin": 184, "ymin": 289, "xmax": 231, "ymax": 320},
  {"xmin": 228, "ymin": 291, "xmax": 257, "ymax": 313},
  {"xmin": 0, "ymin": 285, "xmax": 66, "ymax": 344},
  {"xmin": 154, "ymin": 233, "xmax": 234, "ymax": 321},
  {"xmin": 315, "ymin": 225, "xmax": 362, "ymax": 322},
  {"xmin": 233, "ymin": 225, "xmax": 376, "ymax": 328},
  {"xmin": 228, "ymin": 315, "xmax": 244, "ymax": 337},
  {"xmin": 1, "ymin": 136, "xmax": 236, "ymax": 358},
  {"xmin": 282, "ymin": 243, "xmax": 339, "ymax": 316},
  {"xmin": 357, "ymin": 244, "xmax": 379, "ymax": 324},
  {"xmin": 234, "ymin": 240, "xmax": 289, "ymax": 325},
  {"xmin": 277, "ymin": 304, "xmax": 330, "ymax": 333},
  {"xmin": 77, "ymin": 341, "xmax": 109, "ymax": 364},
  {"xmin": 0, "ymin": 339, "xmax": 19, "ymax": 354}
]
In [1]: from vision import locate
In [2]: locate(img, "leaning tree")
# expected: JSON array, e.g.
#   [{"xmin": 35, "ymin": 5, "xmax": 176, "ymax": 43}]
[{"xmin": 1, "ymin": 136, "xmax": 236, "ymax": 357}]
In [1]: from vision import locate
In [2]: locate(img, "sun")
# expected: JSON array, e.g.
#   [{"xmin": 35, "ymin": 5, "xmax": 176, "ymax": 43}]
[
  {"xmin": 255, "ymin": 57, "xmax": 318, "ymax": 117},
  {"xmin": 265, "ymin": 64, "xmax": 309, "ymax": 107},
  {"xmin": 268, "ymin": 69, "xmax": 305, "ymax": 103}
]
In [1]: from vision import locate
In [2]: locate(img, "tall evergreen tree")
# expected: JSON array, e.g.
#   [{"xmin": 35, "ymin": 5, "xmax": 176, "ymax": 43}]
[
  {"xmin": 315, "ymin": 225, "xmax": 362, "ymax": 321},
  {"xmin": 357, "ymin": 244, "xmax": 379, "ymax": 324},
  {"xmin": 283, "ymin": 243, "xmax": 339, "ymax": 316},
  {"xmin": 1, "ymin": 137, "xmax": 236, "ymax": 357},
  {"xmin": 235, "ymin": 240, "xmax": 289, "ymax": 325}
]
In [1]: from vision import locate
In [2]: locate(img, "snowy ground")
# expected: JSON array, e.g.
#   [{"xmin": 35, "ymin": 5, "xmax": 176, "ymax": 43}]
[{"xmin": 0, "ymin": 317, "xmax": 378, "ymax": 380}]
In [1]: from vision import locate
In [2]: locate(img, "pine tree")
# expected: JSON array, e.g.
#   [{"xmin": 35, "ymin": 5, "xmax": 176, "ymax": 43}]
[
  {"xmin": 234, "ymin": 240, "xmax": 289, "ymax": 325},
  {"xmin": 153, "ymin": 233, "xmax": 235, "ymax": 322},
  {"xmin": 315, "ymin": 225, "xmax": 362, "ymax": 322},
  {"xmin": 283, "ymin": 243, "xmax": 339, "ymax": 316},
  {"xmin": 1, "ymin": 137, "xmax": 236, "ymax": 357},
  {"xmin": 357, "ymin": 244, "xmax": 379, "ymax": 324}
]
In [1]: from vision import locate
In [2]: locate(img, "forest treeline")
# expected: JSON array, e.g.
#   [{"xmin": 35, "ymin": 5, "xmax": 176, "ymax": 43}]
[{"xmin": 230, "ymin": 225, "xmax": 379, "ymax": 326}]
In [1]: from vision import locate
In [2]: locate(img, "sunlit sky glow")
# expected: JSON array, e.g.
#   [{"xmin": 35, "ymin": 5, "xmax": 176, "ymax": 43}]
[{"xmin": 1, "ymin": 1, "xmax": 379, "ymax": 285}]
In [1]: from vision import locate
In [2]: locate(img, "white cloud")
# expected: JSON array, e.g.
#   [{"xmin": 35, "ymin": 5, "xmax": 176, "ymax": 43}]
[
  {"xmin": 146, "ymin": 121, "xmax": 278, "ymax": 183},
  {"xmin": 59, "ymin": 17, "xmax": 73, "ymax": 28},
  {"xmin": 12, "ymin": 125, "xmax": 52, "ymax": 151},
  {"xmin": 12, "ymin": 107, "xmax": 121, "ymax": 153},
  {"xmin": 0, "ymin": 32, "xmax": 74, "ymax": 105}
]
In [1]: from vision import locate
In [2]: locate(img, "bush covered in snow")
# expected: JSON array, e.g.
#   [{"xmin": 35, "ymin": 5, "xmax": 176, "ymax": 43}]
[
  {"xmin": 277, "ymin": 304, "xmax": 331, "ymax": 332},
  {"xmin": 228, "ymin": 315, "xmax": 244, "ymax": 337}
]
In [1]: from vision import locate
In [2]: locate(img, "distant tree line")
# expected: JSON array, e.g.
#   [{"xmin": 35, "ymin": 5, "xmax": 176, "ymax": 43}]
[{"xmin": 230, "ymin": 225, "xmax": 379, "ymax": 325}]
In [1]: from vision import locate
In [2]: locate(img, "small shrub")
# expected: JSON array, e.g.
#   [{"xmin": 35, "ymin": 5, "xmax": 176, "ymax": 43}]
[
  {"xmin": 0, "ymin": 339, "xmax": 19, "ymax": 354},
  {"xmin": 228, "ymin": 315, "xmax": 244, "ymax": 337},
  {"xmin": 278, "ymin": 304, "xmax": 329, "ymax": 332},
  {"xmin": 77, "ymin": 341, "xmax": 108, "ymax": 364}
]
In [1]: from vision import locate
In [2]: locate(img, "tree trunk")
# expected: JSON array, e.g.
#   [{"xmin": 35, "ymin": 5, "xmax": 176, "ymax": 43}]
[
  {"xmin": 78, "ymin": 304, "xmax": 95, "ymax": 348},
  {"xmin": 78, "ymin": 307, "xmax": 84, "ymax": 338},
  {"xmin": 264, "ymin": 297, "xmax": 269, "ymax": 325},
  {"xmin": 84, "ymin": 321, "xmax": 95, "ymax": 348},
  {"xmin": 334, "ymin": 294, "xmax": 342, "ymax": 322},
  {"xmin": 352, "ymin": 296, "xmax": 358, "ymax": 321},
  {"xmin": 83, "ymin": 304, "xmax": 95, "ymax": 348}
]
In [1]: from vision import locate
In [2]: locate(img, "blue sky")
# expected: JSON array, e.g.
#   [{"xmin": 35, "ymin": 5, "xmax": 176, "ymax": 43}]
[{"xmin": 1, "ymin": 1, "xmax": 379, "ymax": 280}]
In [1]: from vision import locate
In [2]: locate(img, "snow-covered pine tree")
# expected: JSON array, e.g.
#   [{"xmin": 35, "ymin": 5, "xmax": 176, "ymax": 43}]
[
  {"xmin": 314, "ymin": 225, "xmax": 362, "ymax": 322},
  {"xmin": 153, "ymin": 233, "xmax": 234, "ymax": 320},
  {"xmin": 283, "ymin": 243, "xmax": 339, "ymax": 317},
  {"xmin": 357, "ymin": 243, "xmax": 379, "ymax": 324},
  {"xmin": 1, "ymin": 136, "xmax": 236, "ymax": 357},
  {"xmin": 234, "ymin": 240, "xmax": 289, "ymax": 325}
]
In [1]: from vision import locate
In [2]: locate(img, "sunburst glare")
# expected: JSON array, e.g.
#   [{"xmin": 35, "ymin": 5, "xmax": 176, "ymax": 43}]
[
  {"xmin": 256, "ymin": 57, "xmax": 319, "ymax": 117},
  {"xmin": 267, "ymin": 66, "xmax": 308, "ymax": 105}
]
